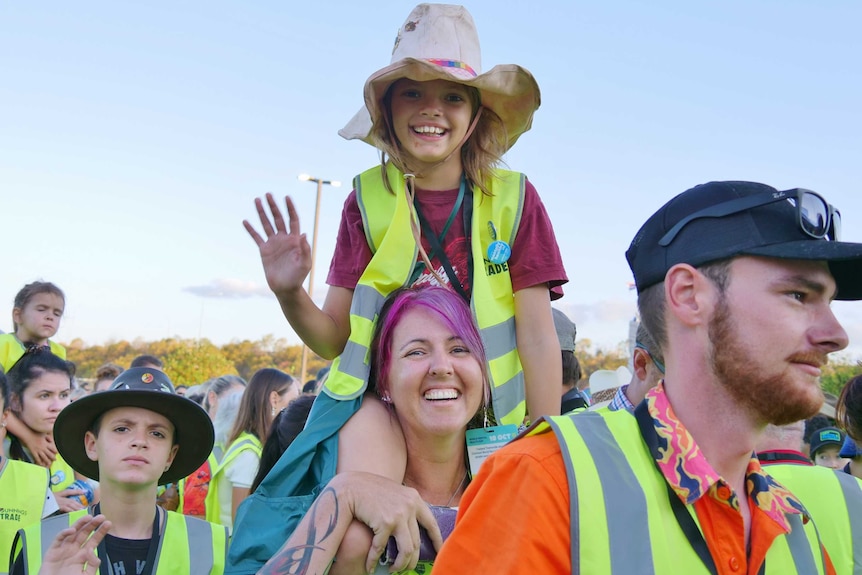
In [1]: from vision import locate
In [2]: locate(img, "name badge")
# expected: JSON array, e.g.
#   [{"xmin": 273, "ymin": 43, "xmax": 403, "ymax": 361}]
[{"xmin": 466, "ymin": 424, "xmax": 519, "ymax": 477}]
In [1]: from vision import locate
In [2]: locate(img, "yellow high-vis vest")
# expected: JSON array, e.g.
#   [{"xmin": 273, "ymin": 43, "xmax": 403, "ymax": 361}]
[
  {"xmin": 0, "ymin": 334, "xmax": 65, "ymax": 373},
  {"xmin": 323, "ymin": 163, "xmax": 527, "ymax": 425},
  {"xmin": 763, "ymin": 463, "xmax": 862, "ymax": 575},
  {"xmin": 529, "ymin": 410, "xmax": 831, "ymax": 574},
  {"xmin": 205, "ymin": 432, "xmax": 261, "ymax": 527},
  {"xmin": 0, "ymin": 459, "xmax": 49, "ymax": 575},
  {"xmin": 12, "ymin": 508, "xmax": 228, "ymax": 574}
]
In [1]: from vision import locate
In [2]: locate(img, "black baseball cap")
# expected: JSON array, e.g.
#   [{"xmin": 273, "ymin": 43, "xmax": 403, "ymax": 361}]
[
  {"xmin": 626, "ymin": 181, "xmax": 862, "ymax": 300},
  {"xmin": 809, "ymin": 426, "xmax": 844, "ymax": 458}
]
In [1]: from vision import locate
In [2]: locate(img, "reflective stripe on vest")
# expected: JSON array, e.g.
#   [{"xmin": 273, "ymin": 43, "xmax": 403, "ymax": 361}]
[
  {"xmin": 530, "ymin": 411, "xmax": 829, "ymax": 574},
  {"xmin": 0, "ymin": 460, "xmax": 48, "ymax": 574},
  {"xmin": 331, "ymin": 162, "xmax": 526, "ymax": 424},
  {"xmin": 14, "ymin": 508, "xmax": 227, "ymax": 575},
  {"xmin": 206, "ymin": 433, "xmax": 262, "ymax": 526},
  {"xmin": 833, "ymin": 471, "xmax": 862, "ymax": 574},
  {"xmin": 763, "ymin": 463, "xmax": 862, "ymax": 574}
]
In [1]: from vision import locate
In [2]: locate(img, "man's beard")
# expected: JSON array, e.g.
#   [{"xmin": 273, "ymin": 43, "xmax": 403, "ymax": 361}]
[{"xmin": 707, "ymin": 294, "xmax": 825, "ymax": 426}]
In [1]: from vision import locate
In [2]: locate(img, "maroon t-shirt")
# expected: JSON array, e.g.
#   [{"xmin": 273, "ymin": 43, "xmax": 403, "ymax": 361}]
[{"xmin": 326, "ymin": 177, "xmax": 567, "ymax": 299}]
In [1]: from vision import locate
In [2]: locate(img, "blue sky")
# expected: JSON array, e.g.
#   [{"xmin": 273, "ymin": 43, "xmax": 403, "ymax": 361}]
[{"xmin": 3, "ymin": 1, "xmax": 862, "ymax": 360}]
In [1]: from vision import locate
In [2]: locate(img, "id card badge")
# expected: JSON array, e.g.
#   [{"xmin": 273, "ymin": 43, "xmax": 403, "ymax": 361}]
[{"xmin": 466, "ymin": 424, "xmax": 519, "ymax": 477}]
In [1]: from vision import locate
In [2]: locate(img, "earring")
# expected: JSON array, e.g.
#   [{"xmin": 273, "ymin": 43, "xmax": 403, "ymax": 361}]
[
  {"xmin": 381, "ymin": 395, "xmax": 392, "ymax": 404},
  {"xmin": 271, "ymin": 406, "xmax": 276, "ymax": 416}
]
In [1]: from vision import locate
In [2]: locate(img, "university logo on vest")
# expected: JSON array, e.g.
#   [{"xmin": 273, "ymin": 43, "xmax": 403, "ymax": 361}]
[
  {"xmin": 484, "ymin": 258, "xmax": 509, "ymax": 276},
  {"xmin": 0, "ymin": 506, "xmax": 27, "ymax": 521}
]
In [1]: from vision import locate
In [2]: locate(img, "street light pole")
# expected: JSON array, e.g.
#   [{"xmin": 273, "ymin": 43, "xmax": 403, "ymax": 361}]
[{"xmin": 297, "ymin": 174, "xmax": 341, "ymax": 385}]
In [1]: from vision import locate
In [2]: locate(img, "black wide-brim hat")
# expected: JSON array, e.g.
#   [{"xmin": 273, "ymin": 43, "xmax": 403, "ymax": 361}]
[{"xmin": 54, "ymin": 367, "xmax": 214, "ymax": 485}]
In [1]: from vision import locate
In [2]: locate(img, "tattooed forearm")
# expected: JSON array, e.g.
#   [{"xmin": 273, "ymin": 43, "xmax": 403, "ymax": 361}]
[{"xmin": 258, "ymin": 487, "xmax": 342, "ymax": 575}]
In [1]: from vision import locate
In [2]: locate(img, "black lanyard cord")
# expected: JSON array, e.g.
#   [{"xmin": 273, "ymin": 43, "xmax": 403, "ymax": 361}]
[
  {"xmin": 94, "ymin": 504, "xmax": 161, "ymax": 575},
  {"xmin": 412, "ymin": 176, "xmax": 473, "ymax": 303},
  {"xmin": 633, "ymin": 403, "xmax": 766, "ymax": 575}
]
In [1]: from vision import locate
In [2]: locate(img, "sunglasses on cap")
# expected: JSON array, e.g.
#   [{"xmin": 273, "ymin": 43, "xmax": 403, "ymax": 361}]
[{"xmin": 659, "ymin": 188, "xmax": 841, "ymax": 247}]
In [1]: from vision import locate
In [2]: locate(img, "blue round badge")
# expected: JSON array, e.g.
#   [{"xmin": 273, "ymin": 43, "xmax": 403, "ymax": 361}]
[{"xmin": 487, "ymin": 240, "xmax": 512, "ymax": 265}]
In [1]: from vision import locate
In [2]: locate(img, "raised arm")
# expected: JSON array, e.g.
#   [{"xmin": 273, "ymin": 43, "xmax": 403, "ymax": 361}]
[
  {"xmin": 243, "ymin": 194, "xmax": 353, "ymax": 359},
  {"xmin": 514, "ymin": 285, "xmax": 562, "ymax": 420}
]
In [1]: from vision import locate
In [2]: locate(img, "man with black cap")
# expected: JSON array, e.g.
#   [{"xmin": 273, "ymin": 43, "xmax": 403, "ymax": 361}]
[
  {"xmin": 434, "ymin": 181, "xmax": 862, "ymax": 574},
  {"xmin": 10, "ymin": 367, "xmax": 228, "ymax": 574}
]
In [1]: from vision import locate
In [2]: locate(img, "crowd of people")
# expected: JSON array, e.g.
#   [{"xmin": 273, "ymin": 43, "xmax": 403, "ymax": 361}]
[{"xmin": 3, "ymin": 2, "xmax": 862, "ymax": 574}]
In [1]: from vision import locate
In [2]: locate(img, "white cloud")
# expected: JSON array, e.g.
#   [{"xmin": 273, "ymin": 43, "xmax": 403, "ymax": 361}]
[{"xmin": 183, "ymin": 278, "xmax": 274, "ymax": 299}]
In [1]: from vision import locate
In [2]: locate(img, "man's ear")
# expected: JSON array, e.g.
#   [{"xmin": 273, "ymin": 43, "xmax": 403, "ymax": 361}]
[
  {"xmin": 84, "ymin": 430, "xmax": 99, "ymax": 462},
  {"xmin": 632, "ymin": 347, "xmax": 651, "ymax": 381},
  {"xmin": 665, "ymin": 264, "xmax": 716, "ymax": 329}
]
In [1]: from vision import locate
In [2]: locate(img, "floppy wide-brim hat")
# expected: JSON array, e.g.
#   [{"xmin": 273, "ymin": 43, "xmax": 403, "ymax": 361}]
[
  {"xmin": 54, "ymin": 367, "xmax": 214, "ymax": 485},
  {"xmin": 339, "ymin": 3, "xmax": 540, "ymax": 152}
]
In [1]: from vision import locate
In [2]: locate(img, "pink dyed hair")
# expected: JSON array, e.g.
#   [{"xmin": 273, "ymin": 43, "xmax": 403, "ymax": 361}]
[{"xmin": 370, "ymin": 286, "xmax": 489, "ymax": 400}]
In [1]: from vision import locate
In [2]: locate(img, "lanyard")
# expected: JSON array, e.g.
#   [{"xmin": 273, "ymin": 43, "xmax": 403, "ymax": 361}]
[
  {"xmin": 634, "ymin": 402, "xmax": 766, "ymax": 575},
  {"xmin": 94, "ymin": 504, "xmax": 161, "ymax": 575},
  {"xmin": 411, "ymin": 175, "xmax": 473, "ymax": 302}
]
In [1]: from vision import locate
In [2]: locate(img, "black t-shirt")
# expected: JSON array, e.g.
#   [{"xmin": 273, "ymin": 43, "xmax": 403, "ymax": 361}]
[{"xmin": 11, "ymin": 533, "xmax": 152, "ymax": 575}]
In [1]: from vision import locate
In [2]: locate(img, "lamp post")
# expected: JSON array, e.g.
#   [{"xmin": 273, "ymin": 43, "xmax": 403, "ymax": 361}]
[{"xmin": 297, "ymin": 173, "xmax": 341, "ymax": 385}]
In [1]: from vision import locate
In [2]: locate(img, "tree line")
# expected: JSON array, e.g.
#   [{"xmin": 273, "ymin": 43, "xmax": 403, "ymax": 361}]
[{"xmin": 63, "ymin": 335, "xmax": 860, "ymax": 395}]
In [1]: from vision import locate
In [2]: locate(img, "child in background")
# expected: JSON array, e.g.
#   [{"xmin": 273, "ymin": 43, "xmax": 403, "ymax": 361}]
[
  {"xmin": 0, "ymin": 370, "xmax": 58, "ymax": 575},
  {"xmin": 0, "ymin": 282, "xmax": 66, "ymax": 372},
  {"xmin": 206, "ymin": 369, "xmax": 297, "ymax": 532},
  {"xmin": 809, "ymin": 426, "xmax": 848, "ymax": 470},
  {"xmin": 10, "ymin": 367, "xmax": 228, "ymax": 574},
  {"xmin": 0, "ymin": 281, "xmax": 68, "ymax": 468}
]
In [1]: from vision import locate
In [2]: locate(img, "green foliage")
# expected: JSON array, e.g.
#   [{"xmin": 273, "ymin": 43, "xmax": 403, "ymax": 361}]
[
  {"xmin": 63, "ymin": 335, "xmax": 330, "ymax": 387},
  {"xmin": 575, "ymin": 338, "xmax": 630, "ymax": 384},
  {"xmin": 820, "ymin": 355, "xmax": 862, "ymax": 396}
]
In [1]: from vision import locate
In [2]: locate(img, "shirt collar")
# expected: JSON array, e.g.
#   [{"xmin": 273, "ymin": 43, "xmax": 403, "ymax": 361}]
[{"xmin": 643, "ymin": 382, "xmax": 807, "ymax": 531}]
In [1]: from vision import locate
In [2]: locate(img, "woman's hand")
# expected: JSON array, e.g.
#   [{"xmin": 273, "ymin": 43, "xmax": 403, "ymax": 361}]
[
  {"xmin": 337, "ymin": 472, "xmax": 443, "ymax": 574},
  {"xmin": 37, "ymin": 514, "xmax": 112, "ymax": 575},
  {"xmin": 243, "ymin": 194, "xmax": 312, "ymax": 296},
  {"xmin": 53, "ymin": 488, "xmax": 86, "ymax": 513}
]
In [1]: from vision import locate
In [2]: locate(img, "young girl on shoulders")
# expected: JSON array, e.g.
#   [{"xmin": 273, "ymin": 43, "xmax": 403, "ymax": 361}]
[
  {"xmin": 245, "ymin": 3, "xmax": 566, "ymax": 427},
  {"xmin": 0, "ymin": 281, "xmax": 66, "ymax": 373},
  {"xmin": 235, "ymin": 6, "xmax": 567, "ymax": 570},
  {"xmin": 1, "ymin": 282, "xmax": 69, "ymax": 470}
]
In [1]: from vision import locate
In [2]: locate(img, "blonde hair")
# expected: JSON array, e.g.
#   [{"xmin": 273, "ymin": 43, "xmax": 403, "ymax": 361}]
[{"xmin": 371, "ymin": 84, "xmax": 509, "ymax": 196}]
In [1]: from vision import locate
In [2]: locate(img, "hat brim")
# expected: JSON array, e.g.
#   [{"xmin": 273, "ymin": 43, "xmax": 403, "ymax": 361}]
[
  {"xmin": 339, "ymin": 58, "xmax": 540, "ymax": 152},
  {"xmin": 740, "ymin": 239, "xmax": 862, "ymax": 301},
  {"xmin": 54, "ymin": 390, "xmax": 214, "ymax": 485}
]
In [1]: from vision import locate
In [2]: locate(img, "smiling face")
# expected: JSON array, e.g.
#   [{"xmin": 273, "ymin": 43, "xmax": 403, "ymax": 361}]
[
  {"xmin": 707, "ymin": 257, "xmax": 848, "ymax": 426},
  {"xmin": 85, "ymin": 406, "xmax": 178, "ymax": 487},
  {"xmin": 13, "ymin": 292, "xmax": 65, "ymax": 344},
  {"xmin": 389, "ymin": 78, "xmax": 474, "ymax": 174},
  {"xmin": 15, "ymin": 370, "xmax": 71, "ymax": 434},
  {"xmin": 384, "ymin": 307, "xmax": 484, "ymax": 441}
]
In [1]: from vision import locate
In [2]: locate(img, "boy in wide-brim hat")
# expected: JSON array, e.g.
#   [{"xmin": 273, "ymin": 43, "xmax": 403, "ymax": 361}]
[{"xmin": 11, "ymin": 368, "xmax": 228, "ymax": 575}]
